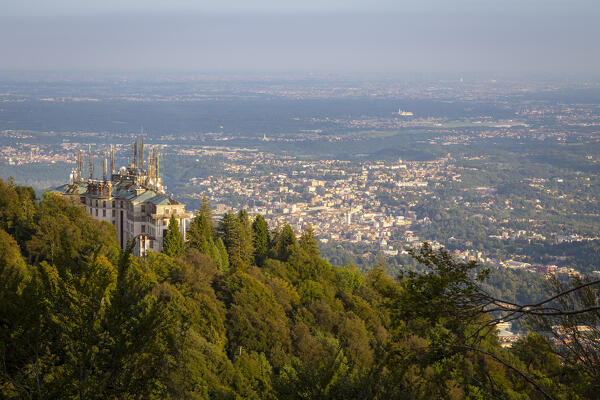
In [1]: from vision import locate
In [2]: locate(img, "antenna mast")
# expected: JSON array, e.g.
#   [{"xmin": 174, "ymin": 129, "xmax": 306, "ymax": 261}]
[
  {"xmin": 102, "ymin": 151, "xmax": 107, "ymax": 181},
  {"xmin": 76, "ymin": 150, "xmax": 83, "ymax": 181},
  {"xmin": 140, "ymin": 136, "xmax": 144, "ymax": 170},
  {"xmin": 88, "ymin": 144, "xmax": 94, "ymax": 180},
  {"xmin": 132, "ymin": 139, "xmax": 137, "ymax": 170},
  {"xmin": 110, "ymin": 145, "xmax": 114, "ymax": 175}
]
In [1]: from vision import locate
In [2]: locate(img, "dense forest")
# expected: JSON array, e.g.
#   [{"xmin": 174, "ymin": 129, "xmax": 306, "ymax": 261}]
[{"xmin": 1, "ymin": 179, "xmax": 598, "ymax": 399}]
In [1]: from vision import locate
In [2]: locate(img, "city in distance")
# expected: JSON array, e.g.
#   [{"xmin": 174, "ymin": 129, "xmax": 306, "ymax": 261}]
[
  {"xmin": 2, "ymin": 0, "xmax": 600, "ymax": 398},
  {"xmin": 3, "ymin": 76, "xmax": 599, "ymax": 276}
]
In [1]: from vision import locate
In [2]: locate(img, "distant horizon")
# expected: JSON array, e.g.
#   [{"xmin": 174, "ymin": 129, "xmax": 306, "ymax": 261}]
[
  {"xmin": 1, "ymin": 2, "xmax": 599, "ymax": 78},
  {"xmin": 1, "ymin": 69, "xmax": 600, "ymax": 84}
]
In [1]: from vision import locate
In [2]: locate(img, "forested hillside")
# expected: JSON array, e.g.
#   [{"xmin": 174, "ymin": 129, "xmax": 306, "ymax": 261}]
[{"xmin": 0, "ymin": 179, "xmax": 597, "ymax": 399}]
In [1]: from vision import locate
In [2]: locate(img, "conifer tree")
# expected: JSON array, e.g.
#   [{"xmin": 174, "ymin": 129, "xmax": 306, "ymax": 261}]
[
  {"xmin": 219, "ymin": 212, "xmax": 243, "ymax": 269},
  {"xmin": 215, "ymin": 237, "xmax": 229, "ymax": 272},
  {"xmin": 199, "ymin": 197, "xmax": 215, "ymax": 234},
  {"xmin": 299, "ymin": 224, "xmax": 320, "ymax": 258},
  {"xmin": 272, "ymin": 223, "xmax": 297, "ymax": 262},
  {"xmin": 252, "ymin": 215, "xmax": 269, "ymax": 267},
  {"xmin": 218, "ymin": 211, "xmax": 255, "ymax": 271},
  {"xmin": 236, "ymin": 209, "xmax": 255, "ymax": 267},
  {"xmin": 187, "ymin": 200, "xmax": 229, "ymax": 271},
  {"xmin": 162, "ymin": 215, "xmax": 183, "ymax": 258}
]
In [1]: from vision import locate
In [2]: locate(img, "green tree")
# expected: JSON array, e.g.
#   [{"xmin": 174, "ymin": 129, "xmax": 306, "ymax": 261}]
[
  {"xmin": 215, "ymin": 237, "xmax": 230, "ymax": 272},
  {"xmin": 187, "ymin": 208, "xmax": 229, "ymax": 271},
  {"xmin": 299, "ymin": 224, "xmax": 320, "ymax": 259},
  {"xmin": 236, "ymin": 209, "xmax": 255, "ymax": 268},
  {"xmin": 219, "ymin": 270, "xmax": 291, "ymax": 365},
  {"xmin": 272, "ymin": 223, "xmax": 298, "ymax": 262},
  {"xmin": 0, "ymin": 178, "xmax": 38, "ymax": 250},
  {"xmin": 252, "ymin": 215, "xmax": 269, "ymax": 267},
  {"xmin": 25, "ymin": 192, "xmax": 119, "ymax": 272},
  {"xmin": 219, "ymin": 211, "xmax": 254, "ymax": 271},
  {"xmin": 162, "ymin": 215, "xmax": 183, "ymax": 258}
]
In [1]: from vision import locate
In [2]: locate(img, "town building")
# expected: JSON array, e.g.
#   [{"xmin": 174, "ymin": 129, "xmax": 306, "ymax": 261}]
[{"xmin": 53, "ymin": 140, "xmax": 191, "ymax": 257}]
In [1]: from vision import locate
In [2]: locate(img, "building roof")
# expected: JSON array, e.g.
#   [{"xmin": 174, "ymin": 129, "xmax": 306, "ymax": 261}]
[
  {"xmin": 51, "ymin": 175, "xmax": 182, "ymax": 206},
  {"xmin": 51, "ymin": 183, "xmax": 88, "ymax": 195}
]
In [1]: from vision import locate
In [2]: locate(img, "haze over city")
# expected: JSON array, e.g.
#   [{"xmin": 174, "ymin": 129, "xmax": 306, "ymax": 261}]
[{"xmin": 1, "ymin": 0, "xmax": 599, "ymax": 76}]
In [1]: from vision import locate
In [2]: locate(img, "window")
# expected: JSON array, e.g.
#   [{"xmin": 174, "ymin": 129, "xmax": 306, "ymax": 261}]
[
  {"xmin": 103, "ymin": 209, "xmax": 106, "ymax": 217},
  {"xmin": 103, "ymin": 201, "xmax": 106, "ymax": 208},
  {"xmin": 90, "ymin": 208, "xmax": 92, "ymax": 215},
  {"xmin": 95, "ymin": 200, "xmax": 98, "ymax": 207},
  {"xmin": 165, "ymin": 208, "xmax": 169, "ymax": 214},
  {"xmin": 141, "ymin": 224, "xmax": 146, "ymax": 233},
  {"xmin": 150, "ymin": 240, "xmax": 153, "ymax": 249},
  {"xmin": 173, "ymin": 208, "xmax": 177, "ymax": 215},
  {"xmin": 112, "ymin": 200, "xmax": 115, "ymax": 207},
  {"xmin": 95, "ymin": 209, "xmax": 98, "ymax": 216},
  {"xmin": 112, "ymin": 210, "xmax": 115, "ymax": 217},
  {"xmin": 141, "ymin": 205, "xmax": 145, "ymax": 213}
]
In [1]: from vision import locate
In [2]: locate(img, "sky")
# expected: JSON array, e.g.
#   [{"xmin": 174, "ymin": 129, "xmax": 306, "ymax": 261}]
[{"xmin": 1, "ymin": 0, "xmax": 599, "ymax": 77}]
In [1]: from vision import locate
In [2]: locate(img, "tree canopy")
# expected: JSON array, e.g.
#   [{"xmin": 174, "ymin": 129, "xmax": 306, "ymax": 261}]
[{"xmin": 1, "ymin": 180, "xmax": 598, "ymax": 399}]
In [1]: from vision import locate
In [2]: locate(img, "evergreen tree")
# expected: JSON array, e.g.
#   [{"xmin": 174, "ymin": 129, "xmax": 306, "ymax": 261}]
[
  {"xmin": 215, "ymin": 237, "xmax": 229, "ymax": 272},
  {"xmin": 299, "ymin": 224, "xmax": 320, "ymax": 258},
  {"xmin": 187, "ymin": 201, "xmax": 229, "ymax": 271},
  {"xmin": 219, "ymin": 212, "xmax": 243, "ymax": 270},
  {"xmin": 252, "ymin": 214, "xmax": 269, "ymax": 267},
  {"xmin": 199, "ymin": 197, "xmax": 214, "ymax": 225},
  {"xmin": 219, "ymin": 211, "xmax": 254, "ymax": 271},
  {"xmin": 186, "ymin": 212, "xmax": 212, "ymax": 254},
  {"xmin": 236, "ymin": 209, "xmax": 255, "ymax": 267},
  {"xmin": 162, "ymin": 215, "xmax": 183, "ymax": 258},
  {"xmin": 272, "ymin": 223, "xmax": 297, "ymax": 262}
]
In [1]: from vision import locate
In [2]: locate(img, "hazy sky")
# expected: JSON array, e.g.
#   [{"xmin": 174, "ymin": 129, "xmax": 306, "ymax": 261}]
[{"xmin": 1, "ymin": 0, "xmax": 599, "ymax": 77}]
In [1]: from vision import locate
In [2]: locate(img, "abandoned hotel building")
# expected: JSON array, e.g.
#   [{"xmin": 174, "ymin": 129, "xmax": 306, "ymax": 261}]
[{"xmin": 53, "ymin": 140, "xmax": 191, "ymax": 257}]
